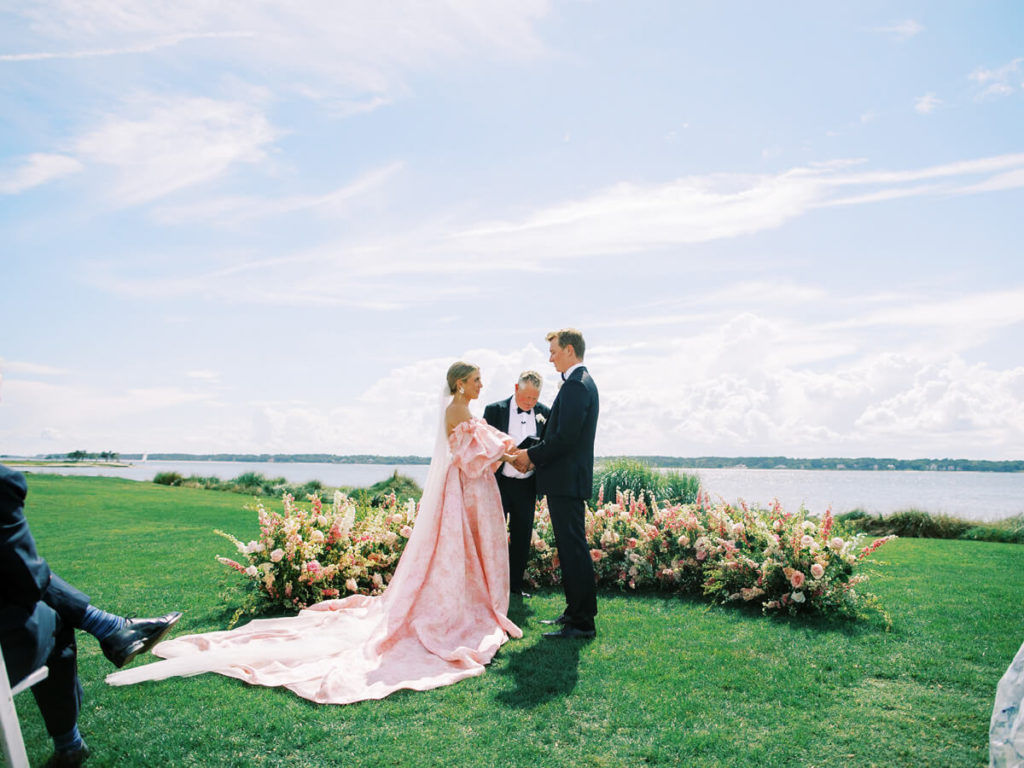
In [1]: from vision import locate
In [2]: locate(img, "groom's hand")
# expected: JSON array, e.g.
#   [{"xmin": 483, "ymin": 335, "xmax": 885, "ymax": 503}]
[{"xmin": 512, "ymin": 452, "xmax": 532, "ymax": 472}]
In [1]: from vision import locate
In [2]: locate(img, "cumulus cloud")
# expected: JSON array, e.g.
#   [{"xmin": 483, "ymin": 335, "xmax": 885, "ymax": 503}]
[
  {"xmin": 970, "ymin": 57, "xmax": 1024, "ymax": 98},
  {"xmin": 0, "ymin": 153, "xmax": 82, "ymax": 194},
  {"xmin": 877, "ymin": 19, "xmax": 923, "ymax": 40},
  {"xmin": 914, "ymin": 93, "xmax": 942, "ymax": 114}
]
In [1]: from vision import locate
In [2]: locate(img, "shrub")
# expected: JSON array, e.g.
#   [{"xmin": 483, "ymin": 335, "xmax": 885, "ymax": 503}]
[
  {"xmin": 153, "ymin": 471, "xmax": 184, "ymax": 486},
  {"xmin": 367, "ymin": 472, "xmax": 423, "ymax": 505}
]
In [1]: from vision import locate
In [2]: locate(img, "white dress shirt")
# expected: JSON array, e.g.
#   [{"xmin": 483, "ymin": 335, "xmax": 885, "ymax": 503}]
[{"xmin": 502, "ymin": 397, "xmax": 537, "ymax": 479}]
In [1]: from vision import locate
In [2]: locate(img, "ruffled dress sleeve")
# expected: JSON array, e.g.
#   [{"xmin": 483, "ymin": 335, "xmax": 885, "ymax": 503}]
[{"xmin": 449, "ymin": 419, "xmax": 516, "ymax": 478}]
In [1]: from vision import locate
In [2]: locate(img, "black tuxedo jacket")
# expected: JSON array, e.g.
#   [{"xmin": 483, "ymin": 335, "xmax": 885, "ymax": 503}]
[
  {"xmin": 0, "ymin": 465, "xmax": 52, "ymax": 635},
  {"xmin": 526, "ymin": 366, "xmax": 599, "ymax": 499},
  {"xmin": 0, "ymin": 465, "xmax": 89, "ymax": 640},
  {"xmin": 483, "ymin": 397, "xmax": 550, "ymax": 475}
]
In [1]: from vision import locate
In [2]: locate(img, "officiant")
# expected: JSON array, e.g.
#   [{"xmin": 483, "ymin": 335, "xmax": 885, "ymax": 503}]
[{"xmin": 483, "ymin": 370, "xmax": 550, "ymax": 598}]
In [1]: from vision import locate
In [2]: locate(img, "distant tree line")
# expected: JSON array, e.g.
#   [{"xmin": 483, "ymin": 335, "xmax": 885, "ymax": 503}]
[
  {"xmin": 612, "ymin": 456, "xmax": 1024, "ymax": 472},
  {"xmin": 49, "ymin": 450, "xmax": 121, "ymax": 462},
  {"xmin": 31, "ymin": 452, "xmax": 1021, "ymax": 472},
  {"xmin": 119, "ymin": 453, "xmax": 432, "ymax": 465}
]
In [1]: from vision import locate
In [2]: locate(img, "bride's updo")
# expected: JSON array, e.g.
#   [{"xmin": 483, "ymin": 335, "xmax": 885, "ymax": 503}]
[{"xmin": 446, "ymin": 361, "xmax": 478, "ymax": 394}]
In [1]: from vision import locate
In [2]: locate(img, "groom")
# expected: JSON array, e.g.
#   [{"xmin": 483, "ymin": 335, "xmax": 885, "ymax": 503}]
[
  {"xmin": 513, "ymin": 328, "xmax": 599, "ymax": 639},
  {"xmin": 483, "ymin": 370, "xmax": 550, "ymax": 599}
]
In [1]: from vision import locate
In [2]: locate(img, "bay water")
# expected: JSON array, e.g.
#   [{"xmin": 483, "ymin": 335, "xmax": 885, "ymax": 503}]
[{"xmin": 15, "ymin": 459, "xmax": 1024, "ymax": 522}]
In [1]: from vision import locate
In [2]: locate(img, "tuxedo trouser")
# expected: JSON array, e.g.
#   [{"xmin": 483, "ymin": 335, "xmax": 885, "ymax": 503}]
[
  {"xmin": 546, "ymin": 494, "xmax": 597, "ymax": 631},
  {"xmin": 496, "ymin": 474, "xmax": 537, "ymax": 592},
  {"xmin": 1, "ymin": 601, "xmax": 83, "ymax": 739}
]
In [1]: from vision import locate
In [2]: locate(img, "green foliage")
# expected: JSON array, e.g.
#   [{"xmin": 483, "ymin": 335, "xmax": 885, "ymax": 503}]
[
  {"xmin": 150, "ymin": 470, "xmax": 363, "ymax": 501},
  {"xmin": 840, "ymin": 508, "xmax": 1023, "ymax": 544},
  {"xmin": 17, "ymin": 475, "xmax": 1021, "ymax": 768},
  {"xmin": 152, "ymin": 471, "xmax": 184, "ymax": 486},
  {"xmin": 592, "ymin": 458, "xmax": 700, "ymax": 506}
]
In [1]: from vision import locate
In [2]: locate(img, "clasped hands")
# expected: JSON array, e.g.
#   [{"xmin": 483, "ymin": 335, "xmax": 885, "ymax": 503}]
[{"xmin": 505, "ymin": 447, "xmax": 534, "ymax": 473}]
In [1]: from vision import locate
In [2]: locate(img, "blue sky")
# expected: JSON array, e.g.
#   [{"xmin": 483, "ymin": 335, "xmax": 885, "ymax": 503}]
[{"xmin": 2, "ymin": 1, "xmax": 1023, "ymax": 460}]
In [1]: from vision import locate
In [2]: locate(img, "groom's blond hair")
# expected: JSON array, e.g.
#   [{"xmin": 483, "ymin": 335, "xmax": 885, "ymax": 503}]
[{"xmin": 546, "ymin": 328, "xmax": 585, "ymax": 360}]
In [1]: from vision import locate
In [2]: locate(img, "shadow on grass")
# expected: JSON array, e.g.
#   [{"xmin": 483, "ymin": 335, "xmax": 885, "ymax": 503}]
[
  {"xmin": 493, "ymin": 634, "xmax": 586, "ymax": 710},
  {"xmin": 492, "ymin": 592, "xmax": 590, "ymax": 710}
]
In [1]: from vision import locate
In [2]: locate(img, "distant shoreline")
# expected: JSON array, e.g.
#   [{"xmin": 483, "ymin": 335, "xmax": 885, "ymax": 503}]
[{"xmin": 3, "ymin": 454, "xmax": 1022, "ymax": 472}]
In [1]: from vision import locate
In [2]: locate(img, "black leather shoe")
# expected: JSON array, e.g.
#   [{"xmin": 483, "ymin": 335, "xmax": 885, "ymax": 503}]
[
  {"xmin": 101, "ymin": 611, "xmax": 182, "ymax": 668},
  {"xmin": 43, "ymin": 743, "xmax": 90, "ymax": 767},
  {"xmin": 539, "ymin": 614, "xmax": 570, "ymax": 626},
  {"xmin": 542, "ymin": 626, "xmax": 596, "ymax": 639}
]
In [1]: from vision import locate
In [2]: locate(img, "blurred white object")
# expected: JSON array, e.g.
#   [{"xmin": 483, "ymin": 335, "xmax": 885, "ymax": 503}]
[{"xmin": 991, "ymin": 640, "xmax": 1024, "ymax": 768}]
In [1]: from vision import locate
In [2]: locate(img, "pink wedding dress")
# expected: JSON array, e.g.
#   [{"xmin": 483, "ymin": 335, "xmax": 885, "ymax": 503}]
[{"xmin": 107, "ymin": 418, "xmax": 521, "ymax": 704}]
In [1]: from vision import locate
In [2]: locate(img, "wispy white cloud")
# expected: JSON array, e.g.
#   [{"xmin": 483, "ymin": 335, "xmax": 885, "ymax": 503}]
[
  {"xmin": 914, "ymin": 93, "xmax": 942, "ymax": 114},
  {"xmin": 11, "ymin": 1, "xmax": 550, "ymax": 98},
  {"xmin": 72, "ymin": 94, "xmax": 277, "ymax": 205},
  {"xmin": 0, "ymin": 153, "xmax": 82, "ymax": 194},
  {"xmin": 970, "ymin": 57, "xmax": 1024, "ymax": 98},
  {"xmin": 152, "ymin": 162, "xmax": 404, "ymax": 226},
  {"xmin": 877, "ymin": 19, "xmax": 923, "ymax": 40},
  {"xmin": 0, "ymin": 359, "xmax": 70, "ymax": 376},
  {"xmin": 0, "ymin": 31, "xmax": 254, "ymax": 62},
  {"xmin": 80, "ymin": 152, "xmax": 1024, "ymax": 308}
]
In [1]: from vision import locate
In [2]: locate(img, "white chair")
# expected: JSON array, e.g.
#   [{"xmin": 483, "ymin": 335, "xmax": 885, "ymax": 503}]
[{"xmin": 1, "ymin": 645, "xmax": 49, "ymax": 768}]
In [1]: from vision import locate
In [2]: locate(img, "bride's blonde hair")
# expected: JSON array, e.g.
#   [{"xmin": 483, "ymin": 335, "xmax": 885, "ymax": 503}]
[{"xmin": 446, "ymin": 361, "xmax": 478, "ymax": 394}]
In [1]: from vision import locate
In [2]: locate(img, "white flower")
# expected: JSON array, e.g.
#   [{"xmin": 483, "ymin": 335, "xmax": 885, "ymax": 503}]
[
  {"xmin": 802, "ymin": 520, "xmax": 817, "ymax": 533},
  {"xmin": 536, "ymin": 414, "xmax": 546, "ymax": 424},
  {"xmin": 791, "ymin": 591, "xmax": 806, "ymax": 603},
  {"xmin": 245, "ymin": 565, "xmax": 259, "ymax": 577}
]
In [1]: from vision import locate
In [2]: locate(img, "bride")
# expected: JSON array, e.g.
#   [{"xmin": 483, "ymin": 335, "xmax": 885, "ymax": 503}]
[{"xmin": 107, "ymin": 362, "xmax": 524, "ymax": 705}]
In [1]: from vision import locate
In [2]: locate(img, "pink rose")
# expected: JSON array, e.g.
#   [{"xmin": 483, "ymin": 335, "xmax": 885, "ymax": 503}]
[
  {"xmin": 270, "ymin": 548, "xmax": 285, "ymax": 563},
  {"xmin": 345, "ymin": 578, "xmax": 358, "ymax": 593},
  {"xmin": 810, "ymin": 563, "xmax": 825, "ymax": 579},
  {"xmin": 400, "ymin": 525, "xmax": 413, "ymax": 538},
  {"xmin": 789, "ymin": 570, "xmax": 805, "ymax": 588}
]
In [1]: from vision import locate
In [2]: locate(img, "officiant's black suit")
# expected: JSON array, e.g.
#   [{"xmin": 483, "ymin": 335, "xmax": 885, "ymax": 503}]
[
  {"xmin": 483, "ymin": 396, "xmax": 550, "ymax": 593},
  {"xmin": 526, "ymin": 366, "xmax": 599, "ymax": 632},
  {"xmin": 1, "ymin": 463, "xmax": 90, "ymax": 741}
]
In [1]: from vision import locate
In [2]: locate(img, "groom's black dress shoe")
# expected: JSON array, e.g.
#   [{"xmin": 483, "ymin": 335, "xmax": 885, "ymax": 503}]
[
  {"xmin": 539, "ymin": 614, "xmax": 569, "ymax": 626},
  {"xmin": 101, "ymin": 611, "xmax": 183, "ymax": 668},
  {"xmin": 542, "ymin": 626, "xmax": 596, "ymax": 640}
]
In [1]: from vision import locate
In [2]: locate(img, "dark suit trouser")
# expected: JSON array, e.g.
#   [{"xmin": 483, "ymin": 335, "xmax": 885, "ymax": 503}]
[
  {"xmin": 497, "ymin": 474, "xmax": 537, "ymax": 592},
  {"xmin": 547, "ymin": 494, "xmax": 597, "ymax": 631},
  {"xmin": 2, "ymin": 602, "xmax": 83, "ymax": 740},
  {"xmin": 1, "ymin": 572, "xmax": 89, "ymax": 740}
]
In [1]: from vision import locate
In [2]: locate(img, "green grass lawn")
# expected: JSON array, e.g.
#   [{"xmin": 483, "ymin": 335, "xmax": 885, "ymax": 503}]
[{"xmin": 13, "ymin": 474, "xmax": 1024, "ymax": 767}]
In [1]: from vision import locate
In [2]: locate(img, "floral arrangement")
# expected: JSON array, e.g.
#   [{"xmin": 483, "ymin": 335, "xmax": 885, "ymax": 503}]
[
  {"xmin": 215, "ymin": 490, "xmax": 415, "ymax": 622},
  {"xmin": 217, "ymin": 487, "xmax": 895, "ymax": 623},
  {"xmin": 525, "ymin": 488, "xmax": 895, "ymax": 620}
]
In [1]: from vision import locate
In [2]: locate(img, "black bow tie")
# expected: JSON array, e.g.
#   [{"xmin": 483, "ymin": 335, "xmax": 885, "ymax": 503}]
[
  {"xmin": 561, "ymin": 372, "xmax": 567, "ymax": 382},
  {"xmin": 516, "ymin": 407, "xmax": 531, "ymax": 414}
]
